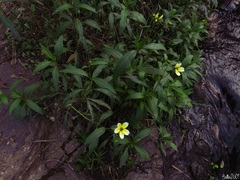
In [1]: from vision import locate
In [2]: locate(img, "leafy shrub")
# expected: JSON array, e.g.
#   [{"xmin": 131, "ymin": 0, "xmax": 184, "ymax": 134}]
[{"xmin": 0, "ymin": 0, "xmax": 212, "ymax": 177}]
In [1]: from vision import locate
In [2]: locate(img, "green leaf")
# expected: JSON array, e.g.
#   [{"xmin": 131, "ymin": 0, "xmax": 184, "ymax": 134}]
[
  {"xmin": 120, "ymin": 147, "xmax": 129, "ymax": 167},
  {"xmin": 92, "ymin": 65, "xmax": 106, "ymax": 78},
  {"xmin": 57, "ymin": 21, "xmax": 71, "ymax": 36},
  {"xmin": 53, "ymin": 3, "xmax": 73, "ymax": 14},
  {"xmin": 134, "ymin": 128, "xmax": 151, "ymax": 143},
  {"xmin": 168, "ymin": 108, "xmax": 174, "ymax": 121},
  {"xmin": 93, "ymin": 78, "xmax": 116, "ymax": 94},
  {"xmin": 27, "ymin": 100, "xmax": 43, "ymax": 115},
  {"xmin": 108, "ymin": 12, "xmax": 114, "ymax": 30},
  {"xmin": 33, "ymin": 60, "xmax": 54, "ymax": 74},
  {"xmin": 158, "ymin": 102, "xmax": 168, "ymax": 112},
  {"xmin": 147, "ymin": 96, "xmax": 158, "ymax": 120},
  {"xmin": 126, "ymin": 92, "xmax": 144, "ymax": 100},
  {"xmin": 170, "ymin": 39, "xmax": 183, "ymax": 45},
  {"xmin": 119, "ymin": 8, "xmax": 128, "ymax": 34},
  {"xmin": 84, "ymin": 127, "xmax": 106, "ymax": 145},
  {"xmin": 9, "ymin": 98, "xmax": 21, "ymax": 114},
  {"xmin": 158, "ymin": 126, "xmax": 168, "ymax": 135},
  {"xmin": 52, "ymin": 66, "xmax": 59, "ymax": 90},
  {"xmin": 94, "ymin": 88, "xmax": 116, "ymax": 99},
  {"xmin": 129, "ymin": 11, "xmax": 147, "ymax": 24},
  {"xmin": 182, "ymin": 54, "xmax": 193, "ymax": 66},
  {"xmin": 87, "ymin": 99, "xmax": 94, "ymax": 120},
  {"xmin": 64, "ymin": 89, "xmax": 82, "ymax": 103},
  {"xmin": 125, "ymin": 75, "xmax": 147, "ymax": 87},
  {"xmin": 116, "ymin": 138, "xmax": 130, "ymax": 145},
  {"xmin": 144, "ymin": 43, "xmax": 166, "ymax": 51},
  {"xmin": 170, "ymin": 80, "xmax": 182, "ymax": 87},
  {"xmin": 90, "ymin": 60, "xmax": 108, "ymax": 66},
  {"xmin": 88, "ymin": 139, "xmax": 99, "ymax": 154},
  {"xmin": 2, "ymin": 96, "xmax": 8, "ymax": 105},
  {"xmin": 166, "ymin": 140, "xmax": 178, "ymax": 151},
  {"xmin": 78, "ymin": 3, "xmax": 97, "ymax": 13},
  {"xmin": 40, "ymin": 44, "xmax": 56, "ymax": 61},
  {"xmin": 108, "ymin": 0, "xmax": 123, "ymax": 8},
  {"xmin": 105, "ymin": 48, "xmax": 123, "ymax": 59},
  {"xmin": 162, "ymin": 133, "xmax": 171, "ymax": 138},
  {"xmin": 88, "ymin": 98, "xmax": 111, "ymax": 109},
  {"xmin": 54, "ymin": 35, "xmax": 64, "ymax": 58},
  {"xmin": 84, "ymin": 19, "xmax": 101, "ymax": 31},
  {"xmin": 60, "ymin": 66, "xmax": 89, "ymax": 77},
  {"xmin": 113, "ymin": 50, "xmax": 137, "ymax": 83},
  {"xmin": 0, "ymin": 12, "xmax": 20, "ymax": 40},
  {"xmin": 23, "ymin": 82, "xmax": 41, "ymax": 94},
  {"xmin": 8, "ymin": 80, "xmax": 23, "ymax": 94},
  {"xmin": 160, "ymin": 143, "xmax": 166, "ymax": 156},
  {"xmin": 0, "ymin": 91, "xmax": 8, "ymax": 106},
  {"xmin": 123, "ymin": 0, "xmax": 137, "ymax": 7},
  {"xmin": 75, "ymin": 19, "xmax": 83, "ymax": 39},
  {"xmin": 134, "ymin": 146, "xmax": 150, "ymax": 161},
  {"xmin": 12, "ymin": 105, "xmax": 27, "ymax": 120},
  {"xmin": 99, "ymin": 110, "xmax": 113, "ymax": 123}
]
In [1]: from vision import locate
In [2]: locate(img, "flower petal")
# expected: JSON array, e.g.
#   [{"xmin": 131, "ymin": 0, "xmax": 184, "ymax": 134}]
[
  {"xmin": 122, "ymin": 122, "xmax": 129, "ymax": 128},
  {"xmin": 175, "ymin": 69, "xmax": 180, "ymax": 76},
  {"xmin": 119, "ymin": 132, "xmax": 125, "ymax": 139},
  {"xmin": 178, "ymin": 67, "xmax": 184, "ymax": 72},
  {"xmin": 114, "ymin": 127, "xmax": 120, "ymax": 134},
  {"xmin": 175, "ymin": 63, "xmax": 180, "ymax": 68},
  {"xmin": 122, "ymin": 129, "xmax": 130, "ymax": 136}
]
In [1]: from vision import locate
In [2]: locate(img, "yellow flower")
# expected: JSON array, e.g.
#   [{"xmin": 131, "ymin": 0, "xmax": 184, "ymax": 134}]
[
  {"xmin": 174, "ymin": 63, "xmax": 184, "ymax": 76},
  {"xmin": 114, "ymin": 122, "xmax": 130, "ymax": 139},
  {"xmin": 152, "ymin": 13, "xmax": 163, "ymax": 22}
]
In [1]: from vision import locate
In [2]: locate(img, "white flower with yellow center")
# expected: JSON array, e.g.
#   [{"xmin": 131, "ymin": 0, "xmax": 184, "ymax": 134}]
[
  {"xmin": 174, "ymin": 63, "xmax": 184, "ymax": 76},
  {"xmin": 114, "ymin": 122, "xmax": 130, "ymax": 139}
]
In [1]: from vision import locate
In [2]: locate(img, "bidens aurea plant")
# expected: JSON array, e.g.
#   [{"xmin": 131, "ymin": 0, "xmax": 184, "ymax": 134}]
[{"xmin": 2, "ymin": 0, "xmax": 209, "ymax": 177}]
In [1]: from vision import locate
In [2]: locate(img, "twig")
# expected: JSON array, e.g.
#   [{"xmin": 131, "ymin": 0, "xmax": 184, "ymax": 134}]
[{"xmin": 172, "ymin": 165, "xmax": 191, "ymax": 180}]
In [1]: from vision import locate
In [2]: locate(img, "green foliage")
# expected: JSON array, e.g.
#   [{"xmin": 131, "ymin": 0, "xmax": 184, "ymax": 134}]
[
  {"xmin": 0, "ymin": 80, "xmax": 43, "ymax": 120},
  {"xmin": 0, "ymin": 6, "xmax": 20, "ymax": 40},
  {"xmin": 211, "ymin": 162, "xmax": 219, "ymax": 169},
  {"xmin": 158, "ymin": 126, "xmax": 178, "ymax": 156},
  {"xmin": 3, "ymin": 0, "xmax": 210, "ymax": 177},
  {"xmin": 112, "ymin": 128, "xmax": 151, "ymax": 167}
]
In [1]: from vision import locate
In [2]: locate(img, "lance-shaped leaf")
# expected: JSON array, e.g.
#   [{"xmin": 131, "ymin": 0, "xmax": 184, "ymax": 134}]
[
  {"xmin": 84, "ymin": 127, "xmax": 106, "ymax": 153},
  {"xmin": 60, "ymin": 65, "xmax": 89, "ymax": 77},
  {"xmin": 78, "ymin": 3, "xmax": 97, "ymax": 13},
  {"xmin": 93, "ymin": 78, "xmax": 116, "ymax": 94},
  {"xmin": 113, "ymin": 50, "xmax": 137, "ymax": 83},
  {"xmin": 54, "ymin": 35, "xmax": 64, "ymax": 58},
  {"xmin": 119, "ymin": 8, "xmax": 128, "ymax": 34},
  {"xmin": 53, "ymin": 3, "xmax": 73, "ymax": 14},
  {"xmin": 144, "ymin": 43, "xmax": 166, "ymax": 51},
  {"xmin": 0, "ymin": 12, "xmax": 20, "ymax": 40},
  {"xmin": 27, "ymin": 100, "xmax": 43, "ymax": 115}
]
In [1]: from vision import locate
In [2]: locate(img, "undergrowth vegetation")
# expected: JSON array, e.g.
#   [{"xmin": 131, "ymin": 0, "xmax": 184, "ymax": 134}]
[{"xmin": 0, "ymin": 0, "xmax": 217, "ymax": 178}]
